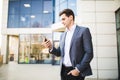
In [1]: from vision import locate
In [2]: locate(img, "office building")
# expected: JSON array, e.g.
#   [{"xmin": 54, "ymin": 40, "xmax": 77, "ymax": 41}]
[{"xmin": 0, "ymin": 0, "xmax": 120, "ymax": 80}]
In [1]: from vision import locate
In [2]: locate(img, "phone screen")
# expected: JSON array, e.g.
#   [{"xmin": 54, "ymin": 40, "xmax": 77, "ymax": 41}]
[{"xmin": 44, "ymin": 38, "xmax": 47, "ymax": 42}]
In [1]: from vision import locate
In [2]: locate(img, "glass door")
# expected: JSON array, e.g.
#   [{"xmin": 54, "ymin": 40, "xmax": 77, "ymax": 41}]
[
  {"xmin": 117, "ymin": 30, "xmax": 120, "ymax": 77},
  {"xmin": 19, "ymin": 34, "xmax": 52, "ymax": 64},
  {"xmin": 115, "ymin": 8, "xmax": 120, "ymax": 79},
  {"xmin": 8, "ymin": 35, "xmax": 19, "ymax": 63},
  {"xmin": 19, "ymin": 35, "xmax": 31, "ymax": 63}
]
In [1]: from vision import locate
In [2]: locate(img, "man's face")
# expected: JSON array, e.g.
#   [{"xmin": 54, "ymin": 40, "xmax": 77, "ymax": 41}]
[{"xmin": 60, "ymin": 14, "xmax": 72, "ymax": 28}]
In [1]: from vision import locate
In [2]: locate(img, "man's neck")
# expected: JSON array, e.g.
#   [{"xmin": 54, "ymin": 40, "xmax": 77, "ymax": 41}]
[{"xmin": 67, "ymin": 22, "xmax": 74, "ymax": 30}]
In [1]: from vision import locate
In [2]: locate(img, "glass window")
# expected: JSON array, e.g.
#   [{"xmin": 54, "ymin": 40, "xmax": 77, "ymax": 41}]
[
  {"xmin": 55, "ymin": 6, "xmax": 60, "ymax": 22},
  {"xmin": 42, "ymin": 13, "xmax": 53, "ymax": 28},
  {"xmin": 20, "ymin": 35, "xmax": 30, "ymax": 42},
  {"xmin": 20, "ymin": 14, "xmax": 31, "ymax": 28},
  {"xmin": 60, "ymin": 0, "xmax": 66, "ymax": 3},
  {"xmin": 8, "ymin": 0, "xmax": 53, "ymax": 28},
  {"xmin": 8, "ymin": 15, "xmax": 20, "ymax": 28},
  {"xmin": 60, "ymin": 1, "xmax": 67, "ymax": 11},
  {"xmin": 55, "ymin": 0, "xmax": 77, "ymax": 22},
  {"xmin": 20, "ymin": 0, "xmax": 31, "ymax": 14},
  {"xmin": 117, "ymin": 30, "xmax": 120, "ymax": 79},
  {"xmin": 52, "ymin": 41, "xmax": 60, "ymax": 65},
  {"xmin": 53, "ymin": 32, "xmax": 62, "ymax": 40},
  {"xmin": 68, "ymin": 0, "xmax": 77, "ymax": 15},
  {"xmin": 19, "ymin": 35, "xmax": 30, "ymax": 64},
  {"xmin": 116, "ymin": 10, "xmax": 120, "ymax": 29},
  {"xmin": 55, "ymin": 0, "xmax": 60, "ymax": 6},
  {"xmin": 31, "ymin": 14, "xmax": 43, "ymax": 28},
  {"xmin": 8, "ymin": 0, "xmax": 20, "ymax": 15},
  {"xmin": 19, "ymin": 34, "xmax": 52, "ymax": 64},
  {"xmin": 31, "ymin": 0, "xmax": 42, "ymax": 14},
  {"xmin": 116, "ymin": 8, "xmax": 120, "ymax": 78},
  {"xmin": 52, "ymin": 32, "xmax": 62, "ymax": 65},
  {"xmin": 43, "ymin": 0, "xmax": 52, "ymax": 13}
]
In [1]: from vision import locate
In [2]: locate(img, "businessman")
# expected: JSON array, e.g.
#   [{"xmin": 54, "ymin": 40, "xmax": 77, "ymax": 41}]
[{"xmin": 43, "ymin": 9, "xmax": 93, "ymax": 80}]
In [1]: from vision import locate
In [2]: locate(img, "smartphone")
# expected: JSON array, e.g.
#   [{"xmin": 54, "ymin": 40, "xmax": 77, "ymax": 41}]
[{"xmin": 44, "ymin": 37, "xmax": 47, "ymax": 42}]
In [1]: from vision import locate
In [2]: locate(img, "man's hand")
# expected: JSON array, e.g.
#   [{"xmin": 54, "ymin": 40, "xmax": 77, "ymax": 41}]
[
  {"xmin": 67, "ymin": 69, "xmax": 80, "ymax": 76},
  {"xmin": 42, "ymin": 39, "xmax": 52, "ymax": 49}
]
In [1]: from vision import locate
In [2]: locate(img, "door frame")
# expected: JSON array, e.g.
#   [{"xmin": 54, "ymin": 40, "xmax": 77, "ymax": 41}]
[{"xmin": 115, "ymin": 7, "xmax": 120, "ymax": 79}]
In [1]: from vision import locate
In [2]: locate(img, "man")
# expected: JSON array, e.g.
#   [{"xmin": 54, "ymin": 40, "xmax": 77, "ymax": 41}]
[{"xmin": 43, "ymin": 9, "xmax": 93, "ymax": 80}]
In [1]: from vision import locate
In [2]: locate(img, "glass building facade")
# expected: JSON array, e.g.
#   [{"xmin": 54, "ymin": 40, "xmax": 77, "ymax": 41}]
[
  {"xmin": 8, "ymin": 0, "xmax": 53, "ymax": 28},
  {"xmin": 7, "ymin": 0, "xmax": 76, "ymax": 64},
  {"xmin": 55, "ymin": 0, "xmax": 76, "ymax": 22}
]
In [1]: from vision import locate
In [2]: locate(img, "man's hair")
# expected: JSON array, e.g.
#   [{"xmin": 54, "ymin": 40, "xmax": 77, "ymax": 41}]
[{"xmin": 59, "ymin": 9, "xmax": 75, "ymax": 21}]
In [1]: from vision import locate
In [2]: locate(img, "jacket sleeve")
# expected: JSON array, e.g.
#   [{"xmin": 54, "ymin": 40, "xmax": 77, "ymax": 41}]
[
  {"xmin": 49, "ymin": 47, "xmax": 61, "ymax": 57},
  {"xmin": 49, "ymin": 33, "xmax": 64, "ymax": 57}
]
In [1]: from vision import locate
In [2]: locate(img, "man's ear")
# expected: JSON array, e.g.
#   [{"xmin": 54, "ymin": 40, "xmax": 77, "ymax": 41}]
[{"xmin": 69, "ymin": 15, "xmax": 73, "ymax": 20}]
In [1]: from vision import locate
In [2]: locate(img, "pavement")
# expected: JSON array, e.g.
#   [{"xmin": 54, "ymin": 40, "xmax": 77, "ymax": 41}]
[
  {"xmin": 0, "ymin": 62, "xmax": 60, "ymax": 80},
  {"xmin": 0, "ymin": 62, "xmax": 119, "ymax": 80}
]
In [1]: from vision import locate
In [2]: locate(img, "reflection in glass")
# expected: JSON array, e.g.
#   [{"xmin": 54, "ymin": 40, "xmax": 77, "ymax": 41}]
[
  {"xmin": 52, "ymin": 41, "xmax": 60, "ymax": 65},
  {"xmin": 8, "ymin": 15, "xmax": 20, "ymax": 28},
  {"xmin": 31, "ymin": 14, "xmax": 42, "ymax": 28},
  {"xmin": 55, "ymin": 0, "xmax": 77, "ymax": 22},
  {"xmin": 117, "ymin": 30, "xmax": 120, "ymax": 78},
  {"xmin": 19, "ymin": 35, "xmax": 30, "ymax": 63},
  {"xmin": 19, "ymin": 34, "xmax": 52, "ymax": 64},
  {"xmin": 52, "ymin": 32, "xmax": 62, "ymax": 65},
  {"xmin": 20, "ymin": 15, "xmax": 31, "ymax": 28},
  {"xmin": 20, "ymin": 0, "xmax": 31, "ymax": 14},
  {"xmin": 55, "ymin": 6, "xmax": 60, "ymax": 22},
  {"xmin": 116, "ymin": 8, "xmax": 120, "ymax": 78},
  {"xmin": 42, "ymin": 13, "xmax": 53, "ymax": 28},
  {"xmin": 31, "ymin": 0, "xmax": 42, "ymax": 14},
  {"xmin": 53, "ymin": 32, "xmax": 62, "ymax": 40},
  {"xmin": 60, "ymin": 0, "xmax": 66, "ymax": 3},
  {"xmin": 60, "ymin": 1, "xmax": 67, "ymax": 12},
  {"xmin": 68, "ymin": 0, "xmax": 77, "ymax": 15},
  {"xmin": 8, "ymin": 0, "xmax": 53, "ymax": 28},
  {"xmin": 8, "ymin": 0, "xmax": 20, "ymax": 15},
  {"xmin": 116, "ymin": 10, "xmax": 120, "ymax": 29},
  {"xmin": 43, "ymin": 0, "xmax": 52, "ymax": 13}
]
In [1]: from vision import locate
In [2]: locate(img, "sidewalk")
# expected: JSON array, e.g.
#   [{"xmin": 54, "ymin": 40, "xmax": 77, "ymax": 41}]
[
  {"xmin": 0, "ymin": 62, "xmax": 118, "ymax": 80},
  {"xmin": 0, "ymin": 62, "xmax": 60, "ymax": 80}
]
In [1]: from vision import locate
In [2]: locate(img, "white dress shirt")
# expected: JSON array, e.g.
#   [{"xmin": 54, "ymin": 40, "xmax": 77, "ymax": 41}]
[{"xmin": 63, "ymin": 24, "xmax": 76, "ymax": 67}]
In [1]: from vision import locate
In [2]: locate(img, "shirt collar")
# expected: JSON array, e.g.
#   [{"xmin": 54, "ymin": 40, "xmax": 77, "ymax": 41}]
[{"xmin": 65, "ymin": 24, "xmax": 76, "ymax": 32}]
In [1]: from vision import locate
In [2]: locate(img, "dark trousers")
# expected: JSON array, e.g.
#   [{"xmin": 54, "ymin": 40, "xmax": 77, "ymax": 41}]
[{"xmin": 61, "ymin": 64, "xmax": 85, "ymax": 80}]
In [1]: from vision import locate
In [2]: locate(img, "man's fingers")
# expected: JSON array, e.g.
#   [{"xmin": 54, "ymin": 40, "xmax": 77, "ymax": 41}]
[
  {"xmin": 44, "ymin": 40, "xmax": 52, "ymax": 49},
  {"xmin": 45, "ymin": 40, "xmax": 50, "ymax": 44},
  {"xmin": 67, "ymin": 71, "xmax": 71, "ymax": 75}
]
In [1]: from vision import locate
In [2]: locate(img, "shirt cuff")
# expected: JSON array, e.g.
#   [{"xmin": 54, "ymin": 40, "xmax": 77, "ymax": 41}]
[
  {"xmin": 49, "ymin": 48, "xmax": 53, "ymax": 52},
  {"xmin": 75, "ymin": 67, "xmax": 80, "ymax": 73}
]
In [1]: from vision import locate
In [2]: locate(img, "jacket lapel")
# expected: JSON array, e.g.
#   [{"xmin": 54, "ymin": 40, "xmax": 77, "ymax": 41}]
[{"xmin": 70, "ymin": 26, "xmax": 80, "ymax": 50}]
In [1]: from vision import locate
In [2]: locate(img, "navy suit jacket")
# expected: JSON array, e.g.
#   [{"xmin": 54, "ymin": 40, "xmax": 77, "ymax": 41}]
[{"xmin": 50, "ymin": 25, "xmax": 93, "ymax": 77}]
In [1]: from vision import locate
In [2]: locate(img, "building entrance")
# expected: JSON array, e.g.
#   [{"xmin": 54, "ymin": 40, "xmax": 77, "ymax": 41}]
[
  {"xmin": 7, "ymin": 35, "xmax": 19, "ymax": 63},
  {"xmin": 18, "ymin": 34, "xmax": 52, "ymax": 64}
]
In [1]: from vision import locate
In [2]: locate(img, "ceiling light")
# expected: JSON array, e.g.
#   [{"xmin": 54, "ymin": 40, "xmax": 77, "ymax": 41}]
[
  {"xmin": 24, "ymin": 4, "xmax": 31, "ymax": 7},
  {"xmin": 43, "ymin": 11, "xmax": 49, "ymax": 13},
  {"xmin": 31, "ymin": 15, "xmax": 35, "ymax": 18}
]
